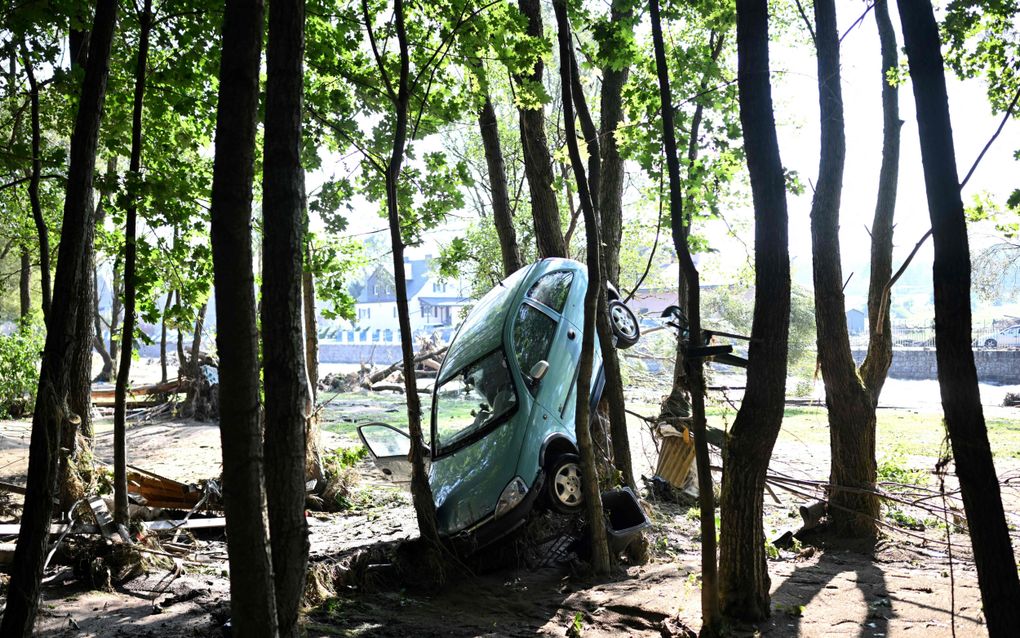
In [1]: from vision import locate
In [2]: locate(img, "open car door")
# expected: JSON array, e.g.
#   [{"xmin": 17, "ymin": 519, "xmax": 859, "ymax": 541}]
[{"xmin": 357, "ymin": 422, "xmax": 421, "ymax": 484}]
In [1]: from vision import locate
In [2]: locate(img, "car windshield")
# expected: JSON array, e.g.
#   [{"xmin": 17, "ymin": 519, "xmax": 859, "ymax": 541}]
[
  {"xmin": 434, "ymin": 349, "xmax": 518, "ymax": 453},
  {"xmin": 439, "ymin": 266, "xmax": 531, "ymax": 384}
]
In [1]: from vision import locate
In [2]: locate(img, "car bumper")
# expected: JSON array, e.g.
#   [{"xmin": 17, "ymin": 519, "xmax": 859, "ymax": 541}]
[{"xmin": 446, "ymin": 472, "xmax": 545, "ymax": 554}]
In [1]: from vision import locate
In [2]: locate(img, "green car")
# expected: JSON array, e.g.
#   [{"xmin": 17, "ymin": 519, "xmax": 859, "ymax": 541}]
[{"xmin": 358, "ymin": 258, "xmax": 640, "ymax": 550}]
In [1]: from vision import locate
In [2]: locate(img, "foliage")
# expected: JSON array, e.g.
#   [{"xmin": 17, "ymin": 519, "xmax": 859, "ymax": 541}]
[{"xmin": 0, "ymin": 322, "xmax": 44, "ymax": 417}]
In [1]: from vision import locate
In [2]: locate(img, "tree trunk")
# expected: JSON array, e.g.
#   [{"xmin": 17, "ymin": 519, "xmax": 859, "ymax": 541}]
[
  {"xmin": 262, "ymin": 0, "xmax": 310, "ymax": 633},
  {"xmin": 479, "ymin": 94, "xmax": 523, "ymax": 276},
  {"xmin": 20, "ymin": 41, "xmax": 51, "ymax": 320},
  {"xmin": 175, "ymin": 290, "xmax": 185, "ymax": 371},
  {"xmin": 93, "ymin": 267, "xmax": 114, "ymax": 383},
  {"xmin": 718, "ymin": 0, "xmax": 791, "ymax": 622},
  {"xmin": 896, "ymin": 1, "xmax": 1020, "ymax": 632},
  {"xmin": 112, "ymin": 0, "xmax": 152, "ymax": 528},
  {"xmin": 1, "ymin": 2, "xmax": 116, "ymax": 634},
  {"xmin": 563, "ymin": 43, "xmax": 636, "ymax": 493},
  {"xmin": 657, "ymin": 32, "xmax": 724, "ymax": 426},
  {"xmin": 380, "ymin": 0, "xmax": 443, "ymax": 555},
  {"xmin": 554, "ymin": 0, "xmax": 611, "ymax": 576},
  {"xmin": 110, "ymin": 255, "xmax": 121, "ymax": 363},
  {"xmin": 160, "ymin": 292, "xmax": 172, "ymax": 383},
  {"xmin": 649, "ymin": 0, "xmax": 719, "ymax": 629},
  {"xmin": 517, "ymin": 0, "xmax": 565, "ymax": 259},
  {"xmin": 209, "ymin": 0, "xmax": 278, "ymax": 633},
  {"xmin": 19, "ymin": 247, "xmax": 30, "ymax": 320},
  {"xmin": 807, "ymin": 0, "xmax": 879, "ymax": 538},
  {"xmin": 190, "ymin": 304, "xmax": 207, "ymax": 374},
  {"xmin": 596, "ymin": 0, "xmax": 632, "ymax": 288},
  {"xmin": 302, "ymin": 265, "xmax": 323, "ymax": 482},
  {"xmin": 859, "ymin": 0, "xmax": 900, "ymax": 401}
]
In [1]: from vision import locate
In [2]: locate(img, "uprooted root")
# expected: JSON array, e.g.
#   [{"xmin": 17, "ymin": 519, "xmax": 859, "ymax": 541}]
[{"xmin": 65, "ymin": 535, "xmax": 175, "ymax": 591}]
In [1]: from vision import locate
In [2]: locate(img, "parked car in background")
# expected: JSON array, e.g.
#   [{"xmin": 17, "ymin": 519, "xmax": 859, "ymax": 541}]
[
  {"xmin": 358, "ymin": 258, "xmax": 641, "ymax": 551},
  {"xmin": 976, "ymin": 325, "xmax": 1020, "ymax": 348}
]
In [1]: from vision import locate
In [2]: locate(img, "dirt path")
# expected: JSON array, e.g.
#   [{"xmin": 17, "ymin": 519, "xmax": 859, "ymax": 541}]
[{"xmin": 1, "ymin": 394, "xmax": 1016, "ymax": 636}]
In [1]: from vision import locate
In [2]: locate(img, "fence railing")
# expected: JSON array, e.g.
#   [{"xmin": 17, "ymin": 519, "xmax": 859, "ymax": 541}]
[{"xmin": 847, "ymin": 320, "xmax": 1017, "ymax": 349}]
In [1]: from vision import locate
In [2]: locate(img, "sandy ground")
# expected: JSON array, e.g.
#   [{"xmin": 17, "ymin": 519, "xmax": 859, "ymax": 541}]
[{"xmin": 0, "ymin": 363, "xmax": 1017, "ymax": 636}]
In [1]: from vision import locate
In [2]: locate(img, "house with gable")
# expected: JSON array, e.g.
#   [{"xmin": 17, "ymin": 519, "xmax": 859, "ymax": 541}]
[{"xmin": 340, "ymin": 255, "xmax": 471, "ymax": 344}]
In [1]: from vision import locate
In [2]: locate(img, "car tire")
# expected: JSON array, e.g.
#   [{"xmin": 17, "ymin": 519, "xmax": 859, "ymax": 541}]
[
  {"xmin": 546, "ymin": 453, "xmax": 584, "ymax": 514},
  {"xmin": 608, "ymin": 300, "xmax": 640, "ymax": 349},
  {"xmin": 985, "ymin": 338, "xmax": 998, "ymax": 348}
]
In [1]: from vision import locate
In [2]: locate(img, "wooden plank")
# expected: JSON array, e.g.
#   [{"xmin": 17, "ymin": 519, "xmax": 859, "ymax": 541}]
[{"xmin": 142, "ymin": 517, "xmax": 225, "ymax": 531}]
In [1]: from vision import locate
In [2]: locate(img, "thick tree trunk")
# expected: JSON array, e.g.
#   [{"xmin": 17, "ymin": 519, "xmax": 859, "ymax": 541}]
[
  {"xmin": 554, "ymin": 0, "xmax": 611, "ymax": 575},
  {"xmin": 0, "ymin": 2, "xmax": 116, "ymax": 634},
  {"xmin": 112, "ymin": 0, "xmax": 152, "ymax": 528},
  {"xmin": 302, "ymin": 266, "xmax": 323, "ymax": 482},
  {"xmin": 649, "ymin": 0, "xmax": 719, "ymax": 629},
  {"xmin": 718, "ymin": 0, "xmax": 791, "ymax": 622},
  {"xmin": 262, "ymin": 0, "xmax": 310, "ymax": 633},
  {"xmin": 808, "ymin": 0, "xmax": 879, "ymax": 538},
  {"xmin": 20, "ymin": 42, "xmax": 50, "ymax": 320},
  {"xmin": 517, "ymin": 0, "xmax": 565, "ymax": 259},
  {"xmin": 190, "ymin": 305, "xmax": 206, "ymax": 374},
  {"xmin": 859, "ymin": 0, "xmax": 900, "ymax": 401},
  {"xmin": 209, "ymin": 0, "xmax": 278, "ymax": 634},
  {"xmin": 897, "ymin": 1, "xmax": 1020, "ymax": 632},
  {"xmin": 19, "ymin": 247, "xmax": 30, "ymax": 320},
  {"xmin": 478, "ymin": 94, "xmax": 523, "ymax": 276},
  {"xmin": 596, "ymin": 0, "xmax": 632, "ymax": 288}
]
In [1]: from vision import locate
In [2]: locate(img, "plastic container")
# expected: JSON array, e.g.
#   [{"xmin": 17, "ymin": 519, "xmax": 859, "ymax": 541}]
[{"xmin": 601, "ymin": 486, "xmax": 651, "ymax": 555}]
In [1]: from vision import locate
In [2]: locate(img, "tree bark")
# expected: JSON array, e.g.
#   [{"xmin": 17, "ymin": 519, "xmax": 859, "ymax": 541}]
[
  {"xmin": 554, "ymin": 0, "xmax": 611, "ymax": 575},
  {"xmin": 262, "ymin": 0, "xmax": 310, "ymax": 633},
  {"xmin": 1, "ymin": 2, "xmax": 116, "ymax": 634},
  {"xmin": 516, "ymin": 0, "xmax": 566, "ymax": 259},
  {"xmin": 110, "ymin": 255, "xmax": 121, "ymax": 363},
  {"xmin": 657, "ymin": 31, "xmax": 724, "ymax": 426},
  {"xmin": 564, "ymin": 44, "xmax": 636, "ymax": 492},
  {"xmin": 859, "ymin": 0, "xmax": 900, "ymax": 401},
  {"xmin": 896, "ymin": 1, "xmax": 1020, "ymax": 632},
  {"xmin": 209, "ymin": 0, "xmax": 278, "ymax": 634},
  {"xmin": 807, "ymin": 0, "xmax": 879, "ymax": 538},
  {"xmin": 20, "ymin": 41, "xmax": 51, "ymax": 320},
  {"xmin": 718, "ymin": 0, "xmax": 791, "ymax": 622},
  {"xmin": 93, "ymin": 266, "xmax": 114, "ymax": 383},
  {"xmin": 377, "ymin": 0, "xmax": 444, "ymax": 554},
  {"xmin": 112, "ymin": 0, "xmax": 152, "ymax": 528},
  {"xmin": 479, "ymin": 94, "xmax": 523, "ymax": 276},
  {"xmin": 303, "ymin": 265, "xmax": 323, "ymax": 482},
  {"xmin": 19, "ymin": 247, "xmax": 31, "ymax": 320},
  {"xmin": 597, "ymin": 0, "xmax": 632, "ymax": 288},
  {"xmin": 649, "ymin": 0, "xmax": 719, "ymax": 629},
  {"xmin": 160, "ymin": 292, "xmax": 172, "ymax": 383},
  {"xmin": 190, "ymin": 304, "xmax": 207, "ymax": 375}
]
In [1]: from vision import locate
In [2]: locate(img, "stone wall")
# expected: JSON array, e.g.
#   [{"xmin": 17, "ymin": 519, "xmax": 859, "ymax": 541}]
[{"xmin": 852, "ymin": 348, "xmax": 1020, "ymax": 385}]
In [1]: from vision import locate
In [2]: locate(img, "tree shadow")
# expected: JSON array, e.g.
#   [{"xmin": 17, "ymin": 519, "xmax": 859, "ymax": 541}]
[{"xmin": 768, "ymin": 535, "xmax": 891, "ymax": 637}]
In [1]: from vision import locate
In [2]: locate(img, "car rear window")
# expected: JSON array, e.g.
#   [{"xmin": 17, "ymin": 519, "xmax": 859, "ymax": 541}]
[
  {"xmin": 526, "ymin": 271, "xmax": 573, "ymax": 313},
  {"xmin": 513, "ymin": 304, "xmax": 556, "ymax": 381}
]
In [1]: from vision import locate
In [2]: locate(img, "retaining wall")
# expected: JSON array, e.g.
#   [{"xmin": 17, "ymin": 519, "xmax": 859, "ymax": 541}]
[{"xmin": 852, "ymin": 348, "xmax": 1019, "ymax": 385}]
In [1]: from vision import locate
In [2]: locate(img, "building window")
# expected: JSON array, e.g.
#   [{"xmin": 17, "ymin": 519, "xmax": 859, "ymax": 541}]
[
  {"xmin": 432, "ymin": 282, "xmax": 447, "ymax": 293},
  {"xmin": 384, "ymin": 328, "xmax": 393, "ymax": 342},
  {"xmin": 393, "ymin": 307, "xmax": 396, "ymax": 318}
]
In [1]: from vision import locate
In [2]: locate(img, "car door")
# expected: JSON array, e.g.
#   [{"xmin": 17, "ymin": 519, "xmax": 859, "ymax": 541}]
[
  {"xmin": 357, "ymin": 422, "xmax": 423, "ymax": 484},
  {"xmin": 1006, "ymin": 326, "xmax": 1020, "ymax": 347}
]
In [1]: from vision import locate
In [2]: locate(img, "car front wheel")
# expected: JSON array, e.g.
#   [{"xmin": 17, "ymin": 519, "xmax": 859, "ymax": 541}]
[
  {"xmin": 608, "ymin": 300, "xmax": 640, "ymax": 349},
  {"xmin": 547, "ymin": 453, "xmax": 584, "ymax": 513},
  {"xmin": 985, "ymin": 338, "xmax": 998, "ymax": 348}
]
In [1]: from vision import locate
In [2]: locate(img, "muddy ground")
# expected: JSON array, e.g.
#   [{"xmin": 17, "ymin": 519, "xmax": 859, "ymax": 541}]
[{"xmin": 1, "ymin": 370, "xmax": 1018, "ymax": 637}]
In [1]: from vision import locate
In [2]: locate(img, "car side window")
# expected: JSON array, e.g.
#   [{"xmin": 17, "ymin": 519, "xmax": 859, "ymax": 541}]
[
  {"xmin": 526, "ymin": 271, "xmax": 573, "ymax": 313},
  {"xmin": 513, "ymin": 304, "xmax": 557, "ymax": 383}
]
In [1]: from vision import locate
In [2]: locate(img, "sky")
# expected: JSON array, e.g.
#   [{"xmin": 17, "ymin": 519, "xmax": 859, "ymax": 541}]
[{"xmin": 306, "ymin": 4, "xmax": 1020, "ymax": 317}]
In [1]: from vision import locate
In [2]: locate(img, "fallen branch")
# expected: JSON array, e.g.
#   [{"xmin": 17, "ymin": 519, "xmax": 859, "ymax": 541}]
[{"xmin": 365, "ymin": 346, "xmax": 448, "ymax": 386}]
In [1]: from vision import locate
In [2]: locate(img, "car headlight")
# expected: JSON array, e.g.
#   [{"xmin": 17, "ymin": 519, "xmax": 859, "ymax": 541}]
[{"xmin": 494, "ymin": 476, "xmax": 528, "ymax": 519}]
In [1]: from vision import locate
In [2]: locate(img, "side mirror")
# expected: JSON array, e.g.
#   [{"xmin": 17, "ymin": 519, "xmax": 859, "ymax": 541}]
[{"xmin": 529, "ymin": 360, "xmax": 550, "ymax": 382}]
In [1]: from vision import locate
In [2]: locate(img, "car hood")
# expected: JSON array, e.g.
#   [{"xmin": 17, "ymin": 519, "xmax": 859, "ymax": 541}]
[{"xmin": 430, "ymin": 411, "xmax": 524, "ymax": 535}]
